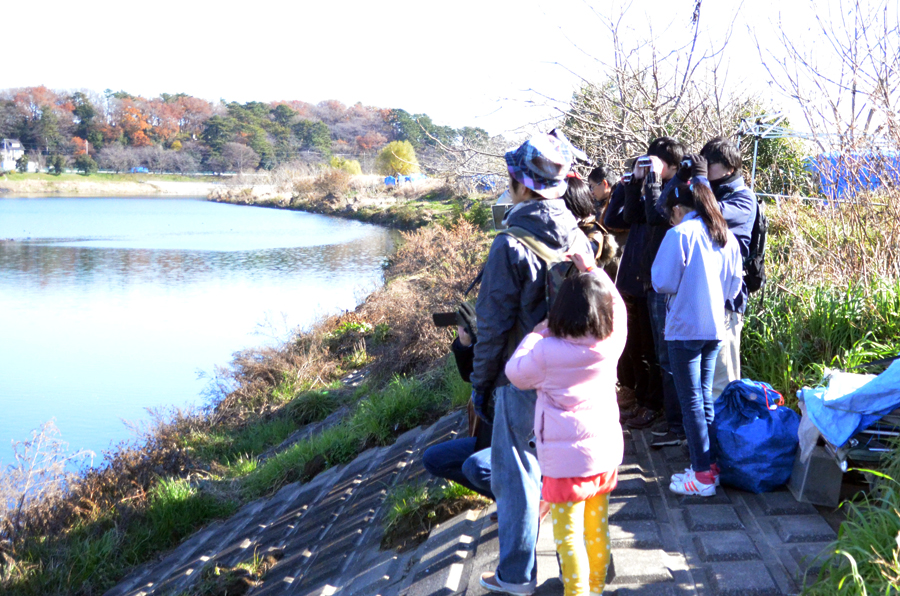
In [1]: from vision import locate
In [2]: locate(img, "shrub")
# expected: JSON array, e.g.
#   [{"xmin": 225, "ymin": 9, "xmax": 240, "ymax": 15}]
[
  {"xmin": 743, "ymin": 280, "xmax": 900, "ymax": 402},
  {"xmin": 73, "ymin": 154, "xmax": 98, "ymax": 175},
  {"xmin": 803, "ymin": 447, "xmax": 900, "ymax": 595},
  {"xmin": 329, "ymin": 156, "xmax": 362, "ymax": 175},
  {"xmin": 376, "ymin": 141, "xmax": 420, "ymax": 176},
  {"xmin": 315, "ymin": 168, "xmax": 351, "ymax": 197},
  {"xmin": 443, "ymin": 197, "xmax": 492, "ymax": 230},
  {"xmin": 287, "ymin": 389, "xmax": 340, "ymax": 425},
  {"xmin": 48, "ymin": 154, "xmax": 68, "ymax": 175}
]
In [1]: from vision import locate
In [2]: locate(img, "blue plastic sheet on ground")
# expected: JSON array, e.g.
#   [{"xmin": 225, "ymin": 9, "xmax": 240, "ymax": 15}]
[
  {"xmin": 802, "ymin": 360, "xmax": 900, "ymax": 448},
  {"xmin": 712, "ymin": 379, "xmax": 800, "ymax": 493}
]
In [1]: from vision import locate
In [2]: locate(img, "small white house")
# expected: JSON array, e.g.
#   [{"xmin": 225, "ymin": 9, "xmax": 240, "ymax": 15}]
[{"xmin": 1, "ymin": 138, "xmax": 25, "ymax": 172}]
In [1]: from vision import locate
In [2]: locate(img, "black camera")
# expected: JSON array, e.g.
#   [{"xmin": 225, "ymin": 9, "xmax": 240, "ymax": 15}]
[{"xmin": 681, "ymin": 158, "xmax": 693, "ymax": 169}]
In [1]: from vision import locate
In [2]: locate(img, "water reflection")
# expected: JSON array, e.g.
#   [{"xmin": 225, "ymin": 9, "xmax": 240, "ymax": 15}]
[
  {"xmin": 0, "ymin": 197, "xmax": 395, "ymax": 465},
  {"xmin": 0, "ymin": 239, "xmax": 393, "ymax": 288}
]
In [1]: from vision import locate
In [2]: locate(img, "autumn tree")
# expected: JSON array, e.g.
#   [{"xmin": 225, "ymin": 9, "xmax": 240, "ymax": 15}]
[
  {"xmin": 355, "ymin": 131, "xmax": 387, "ymax": 153},
  {"xmin": 70, "ymin": 136, "xmax": 88, "ymax": 156},
  {"xmin": 119, "ymin": 100, "xmax": 153, "ymax": 146},
  {"xmin": 376, "ymin": 140, "xmax": 419, "ymax": 176}
]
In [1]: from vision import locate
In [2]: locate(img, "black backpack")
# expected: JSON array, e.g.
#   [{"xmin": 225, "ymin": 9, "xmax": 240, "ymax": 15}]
[{"xmin": 744, "ymin": 197, "xmax": 768, "ymax": 293}]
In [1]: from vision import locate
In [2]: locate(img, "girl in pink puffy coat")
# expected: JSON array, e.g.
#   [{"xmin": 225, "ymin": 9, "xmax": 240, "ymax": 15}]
[{"xmin": 505, "ymin": 267, "xmax": 626, "ymax": 596}]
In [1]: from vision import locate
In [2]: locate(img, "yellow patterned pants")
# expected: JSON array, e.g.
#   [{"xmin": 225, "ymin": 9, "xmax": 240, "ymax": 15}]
[{"xmin": 549, "ymin": 492, "xmax": 611, "ymax": 596}]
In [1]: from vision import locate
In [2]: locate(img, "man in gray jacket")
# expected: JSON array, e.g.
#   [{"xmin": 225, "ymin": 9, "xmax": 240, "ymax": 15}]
[{"xmin": 473, "ymin": 131, "xmax": 595, "ymax": 595}]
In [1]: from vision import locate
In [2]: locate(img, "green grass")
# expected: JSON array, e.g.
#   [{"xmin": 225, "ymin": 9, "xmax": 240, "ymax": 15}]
[
  {"xmin": 184, "ymin": 417, "xmax": 298, "ymax": 464},
  {"xmin": 4, "ymin": 479, "xmax": 237, "ymax": 595},
  {"xmin": 381, "ymin": 480, "xmax": 488, "ymax": 549},
  {"xmin": 287, "ymin": 388, "xmax": 342, "ymax": 425},
  {"xmin": 243, "ymin": 358, "xmax": 467, "ymax": 497},
  {"xmin": 383, "ymin": 481, "xmax": 479, "ymax": 529},
  {"xmin": 803, "ymin": 447, "xmax": 900, "ymax": 595},
  {"xmin": 743, "ymin": 277, "xmax": 900, "ymax": 404}
]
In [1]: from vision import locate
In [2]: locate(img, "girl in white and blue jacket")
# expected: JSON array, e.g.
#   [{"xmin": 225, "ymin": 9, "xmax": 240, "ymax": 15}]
[{"xmin": 651, "ymin": 179, "xmax": 742, "ymax": 497}]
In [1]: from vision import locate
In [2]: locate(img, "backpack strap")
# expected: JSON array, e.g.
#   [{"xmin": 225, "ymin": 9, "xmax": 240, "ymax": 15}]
[{"xmin": 498, "ymin": 227, "xmax": 568, "ymax": 265}]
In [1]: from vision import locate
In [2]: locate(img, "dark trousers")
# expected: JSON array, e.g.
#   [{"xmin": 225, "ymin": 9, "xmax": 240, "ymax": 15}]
[
  {"xmin": 422, "ymin": 437, "xmax": 494, "ymax": 500},
  {"xmin": 648, "ymin": 290, "xmax": 684, "ymax": 436},
  {"xmin": 619, "ymin": 294, "xmax": 663, "ymax": 410}
]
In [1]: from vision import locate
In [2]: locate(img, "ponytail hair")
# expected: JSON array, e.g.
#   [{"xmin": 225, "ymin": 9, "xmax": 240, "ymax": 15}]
[{"xmin": 666, "ymin": 182, "xmax": 729, "ymax": 247}]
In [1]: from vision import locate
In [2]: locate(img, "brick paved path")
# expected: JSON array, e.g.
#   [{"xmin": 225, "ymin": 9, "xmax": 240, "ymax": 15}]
[{"xmin": 104, "ymin": 411, "xmax": 840, "ymax": 596}]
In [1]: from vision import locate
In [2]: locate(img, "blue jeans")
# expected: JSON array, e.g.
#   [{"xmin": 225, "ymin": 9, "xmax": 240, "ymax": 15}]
[
  {"xmin": 667, "ymin": 339, "xmax": 721, "ymax": 472},
  {"xmin": 491, "ymin": 384, "xmax": 541, "ymax": 586},
  {"xmin": 648, "ymin": 291, "xmax": 684, "ymax": 436},
  {"xmin": 423, "ymin": 437, "xmax": 494, "ymax": 500}
]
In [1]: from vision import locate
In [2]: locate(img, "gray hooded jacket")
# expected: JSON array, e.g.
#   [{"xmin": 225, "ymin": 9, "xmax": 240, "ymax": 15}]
[{"xmin": 470, "ymin": 199, "xmax": 595, "ymax": 394}]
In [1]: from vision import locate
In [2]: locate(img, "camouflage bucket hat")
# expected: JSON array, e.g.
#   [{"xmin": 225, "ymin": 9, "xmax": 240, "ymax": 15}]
[{"xmin": 505, "ymin": 129, "xmax": 587, "ymax": 199}]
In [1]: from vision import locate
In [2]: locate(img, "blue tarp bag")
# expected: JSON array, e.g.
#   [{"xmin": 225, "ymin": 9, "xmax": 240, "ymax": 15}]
[{"xmin": 712, "ymin": 380, "xmax": 800, "ymax": 493}]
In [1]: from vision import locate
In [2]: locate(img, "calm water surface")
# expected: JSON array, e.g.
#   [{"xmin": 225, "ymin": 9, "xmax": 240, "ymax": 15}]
[{"xmin": 0, "ymin": 197, "xmax": 395, "ymax": 465}]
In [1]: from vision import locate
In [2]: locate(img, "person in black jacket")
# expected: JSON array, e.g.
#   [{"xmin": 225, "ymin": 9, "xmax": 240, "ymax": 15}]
[
  {"xmin": 422, "ymin": 318, "xmax": 494, "ymax": 499},
  {"xmin": 611, "ymin": 138, "xmax": 685, "ymax": 431},
  {"xmin": 638, "ymin": 137, "xmax": 688, "ymax": 444}
]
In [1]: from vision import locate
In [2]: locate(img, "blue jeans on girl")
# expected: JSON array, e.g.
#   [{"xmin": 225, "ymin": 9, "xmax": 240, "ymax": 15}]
[{"xmin": 667, "ymin": 339, "xmax": 721, "ymax": 472}]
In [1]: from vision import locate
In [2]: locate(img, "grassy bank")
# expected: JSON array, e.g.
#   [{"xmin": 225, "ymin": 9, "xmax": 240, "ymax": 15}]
[
  {"xmin": 0, "ymin": 171, "xmax": 219, "ymax": 196},
  {"xmin": 209, "ymin": 170, "xmax": 492, "ymax": 230},
  {"xmin": 802, "ymin": 445, "xmax": 900, "ymax": 594}
]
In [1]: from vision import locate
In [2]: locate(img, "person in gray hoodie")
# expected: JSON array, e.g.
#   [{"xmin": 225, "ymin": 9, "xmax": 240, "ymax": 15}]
[{"xmin": 473, "ymin": 131, "xmax": 595, "ymax": 595}]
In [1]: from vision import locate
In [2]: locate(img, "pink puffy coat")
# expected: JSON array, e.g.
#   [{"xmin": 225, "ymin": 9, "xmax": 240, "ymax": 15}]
[{"xmin": 504, "ymin": 278, "xmax": 627, "ymax": 479}]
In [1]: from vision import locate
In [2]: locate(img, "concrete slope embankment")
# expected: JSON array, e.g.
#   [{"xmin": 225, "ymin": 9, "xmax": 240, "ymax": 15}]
[{"xmin": 103, "ymin": 412, "xmax": 840, "ymax": 596}]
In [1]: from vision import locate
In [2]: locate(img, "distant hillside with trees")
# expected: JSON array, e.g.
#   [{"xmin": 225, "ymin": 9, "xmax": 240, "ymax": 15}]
[{"xmin": 0, "ymin": 87, "xmax": 489, "ymax": 174}]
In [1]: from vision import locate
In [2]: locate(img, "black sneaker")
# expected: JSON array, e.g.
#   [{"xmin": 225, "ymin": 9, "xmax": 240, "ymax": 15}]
[
  {"xmin": 650, "ymin": 431, "xmax": 683, "ymax": 448},
  {"xmin": 625, "ymin": 408, "xmax": 662, "ymax": 430},
  {"xmin": 619, "ymin": 405, "xmax": 639, "ymax": 423},
  {"xmin": 650, "ymin": 420, "xmax": 669, "ymax": 436}
]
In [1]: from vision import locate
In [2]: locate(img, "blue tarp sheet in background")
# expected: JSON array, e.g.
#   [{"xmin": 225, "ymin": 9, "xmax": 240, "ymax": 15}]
[
  {"xmin": 803, "ymin": 360, "xmax": 900, "ymax": 447},
  {"xmin": 384, "ymin": 173, "xmax": 427, "ymax": 186},
  {"xmin": 807, "ymin": 151, "xmax": 900, "ymax": 201}
]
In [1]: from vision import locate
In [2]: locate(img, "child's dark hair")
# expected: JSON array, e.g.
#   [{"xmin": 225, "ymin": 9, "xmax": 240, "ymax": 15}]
[
  {"xmin": 562, "ymin": 178, "xmax": 594, "ymax": 220},
  {"xmin": 548, "ymin": 272, "xmax": 615, "ymax": 340},
  {"xmin": 647, "ymin": 136, "xmax": 686, "ymax": 168},
  {"xmin": 699, "ymin": 136, "xmax": 743, "ymax": 173},
  {"xmin": 588, "ymin": 163, "xmax": 616, "ymax": 186},
  {"xmin": 666, "ymin": 182, "xmax": 730, "ymax": 248}
]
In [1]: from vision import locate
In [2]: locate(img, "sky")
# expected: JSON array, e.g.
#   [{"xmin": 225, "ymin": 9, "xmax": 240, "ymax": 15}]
[{"xmin": 1, "ymin": 0, "xmax": 854, "ymax": 136}]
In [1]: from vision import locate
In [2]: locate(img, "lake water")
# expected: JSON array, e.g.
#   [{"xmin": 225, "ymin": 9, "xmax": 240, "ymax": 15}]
[{"xmin": 0, "ymin": 197, "xmax": 395, "ymax": 466}]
